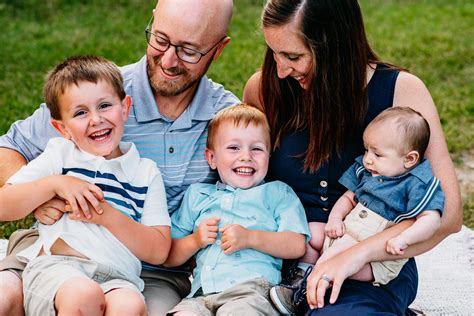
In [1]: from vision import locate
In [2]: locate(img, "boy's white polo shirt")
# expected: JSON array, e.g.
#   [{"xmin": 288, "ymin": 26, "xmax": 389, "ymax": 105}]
[{"xmin": 8, "ymin": 137, "xmax": 170, "ymax": 290}]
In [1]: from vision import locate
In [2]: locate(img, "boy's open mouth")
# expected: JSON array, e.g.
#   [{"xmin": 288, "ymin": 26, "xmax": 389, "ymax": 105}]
[
  {"xmin": 89, "ymin": 129, "xmax": 112, "ymax": 141},
  {"xmin": 233, "ymin": 167, "xmax": 255, "ymax": 176}
]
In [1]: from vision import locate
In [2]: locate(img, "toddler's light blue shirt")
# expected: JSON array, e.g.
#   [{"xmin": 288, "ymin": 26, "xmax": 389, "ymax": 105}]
[{"xmin": 171, "ymin": 181, "xmax": 310, "ymax": 297}]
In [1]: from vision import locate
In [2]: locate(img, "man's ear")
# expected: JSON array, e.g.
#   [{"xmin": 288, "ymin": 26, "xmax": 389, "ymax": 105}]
[
  {"xmin": 404, "ymin": 150, "xmax": 420, "ymax": 169},
  {"xmin": 205, "ymin": 147, "xmax": 217, "ymax": 169},
  {"xmin": 50, "ymin": 119, "xmax": 71, "ymax": 139},
  {"xmin": 122, "ymin": 95, "xmax": 132, "ymax": 120},
  {"xmin": 212, "ymin": 36, "xmax": 231, "ymax": 61}
]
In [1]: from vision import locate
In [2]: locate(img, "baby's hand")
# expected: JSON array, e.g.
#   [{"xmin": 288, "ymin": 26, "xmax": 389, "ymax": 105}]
[
  {"xmin": 324, "ymin": 217, "xmax": 345, "ymax": 238},
  {"xmin": 220, "ymin": 224, "xmax": 249, "ymax": 254},
  {"xmin": 194, "ymin": 217, "xmax": 220, "ymax": 249},
  {"xmin": 386, "ymin": 236, "xmax": 408, "ymax": 255}
]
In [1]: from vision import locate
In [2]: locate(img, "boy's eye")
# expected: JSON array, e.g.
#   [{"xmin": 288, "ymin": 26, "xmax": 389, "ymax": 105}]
[
  {"xmin": 227, "ymin": 146, "xmax": 239, "ymax": 151},
  {"xmin": 73, "ymin": 110, "xmax": 87, "ymax": 117},
  {"xmin": 98, "ymin": 102, "xmax": 112, "ymax": 110}
]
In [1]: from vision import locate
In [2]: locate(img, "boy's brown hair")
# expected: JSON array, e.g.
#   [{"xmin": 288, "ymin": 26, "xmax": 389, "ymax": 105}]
[
  {"xmin": 207, "ymin": 103, "xmax": 270, "ymax": 150},
  {"xmin": 367, "ymin": 107, "xmax": 431, "ymax": 158},
  {"xmin": 44, "ymin": 55, "xmax": 126, "ymax": 120}
]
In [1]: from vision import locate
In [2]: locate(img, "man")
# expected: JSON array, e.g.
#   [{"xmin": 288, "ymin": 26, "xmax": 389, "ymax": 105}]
[{"xmin": 0, "ymin": 0, "xmax": 237, "ymax": 315}]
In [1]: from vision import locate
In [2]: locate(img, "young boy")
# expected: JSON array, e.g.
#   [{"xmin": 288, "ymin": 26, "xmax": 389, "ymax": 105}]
[
  {"xmin": 164, "ymin": 104, "xmax": 310, "ymax": 315},
  {"xmin": 271, "ymin": 107, "xmax": 445, "ymax": 314},
  {"xmin": 0, "ymin": 56, "xmax": 171, "ymax": 316}
]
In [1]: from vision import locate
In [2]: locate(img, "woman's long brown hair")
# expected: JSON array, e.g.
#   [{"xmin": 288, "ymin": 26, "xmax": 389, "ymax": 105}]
[{"xmin": 261, "ymin": 0, "xmax": 388, "ymax": 172}]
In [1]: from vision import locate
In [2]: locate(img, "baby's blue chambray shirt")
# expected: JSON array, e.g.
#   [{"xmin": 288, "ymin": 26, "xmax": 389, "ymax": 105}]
[
  {"xmin": 339, "ymin": 156, "xmax": 444, "ymax": 223},
  {"xmin": 171, "ymin": 181, "xmax": 311, "ymax": 297}
]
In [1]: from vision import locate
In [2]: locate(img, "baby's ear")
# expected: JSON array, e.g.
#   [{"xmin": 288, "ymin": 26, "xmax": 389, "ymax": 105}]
[
  {"xmin": 50, "ymin": 119, "xmax": 71, "ymax": 139},
  {"xmin": 404, "ymin": 150, "xmax": 420, "ymax": 169}
]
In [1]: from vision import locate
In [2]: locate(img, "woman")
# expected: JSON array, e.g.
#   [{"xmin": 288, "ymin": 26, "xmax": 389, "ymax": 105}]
[{"xmin": 243, "ymin": 0, "xmax": 462, "ymax": 314}]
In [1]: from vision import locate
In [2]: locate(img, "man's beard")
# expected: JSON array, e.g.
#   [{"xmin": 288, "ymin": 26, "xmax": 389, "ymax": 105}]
[{"xmin": 147, "ymin": 56, "xmax": 209, "ymax": 97}]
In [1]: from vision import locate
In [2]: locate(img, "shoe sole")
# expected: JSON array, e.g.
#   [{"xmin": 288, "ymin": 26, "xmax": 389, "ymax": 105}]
[{"xmin": 269, "ymin": 287, "xmax": 294, "ymax": 315}]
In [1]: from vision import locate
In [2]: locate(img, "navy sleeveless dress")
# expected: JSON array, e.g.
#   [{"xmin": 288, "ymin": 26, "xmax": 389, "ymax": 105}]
[{"xmin": 267, "ymin": 64, "xmax": 418, "ymax": 315}]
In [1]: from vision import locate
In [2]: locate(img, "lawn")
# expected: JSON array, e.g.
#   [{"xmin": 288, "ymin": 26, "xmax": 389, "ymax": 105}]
[{"xmin": 0, "ymin": 0, "xmax": 473, "ymax": 238}]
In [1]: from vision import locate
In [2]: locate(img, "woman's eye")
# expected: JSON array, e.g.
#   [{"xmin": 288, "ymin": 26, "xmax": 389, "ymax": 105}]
[{"xmin": 287, "ymin": 55, "xmax": 299, "ymax": 61}]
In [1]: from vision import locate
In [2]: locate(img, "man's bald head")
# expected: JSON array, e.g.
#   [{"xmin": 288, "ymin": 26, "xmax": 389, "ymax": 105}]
[{"xmin": 154, "ymin": 0, "xmax": 233, "ymax": 41}]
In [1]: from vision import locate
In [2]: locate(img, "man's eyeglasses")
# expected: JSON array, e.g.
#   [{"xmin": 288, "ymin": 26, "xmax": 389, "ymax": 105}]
[{"xmin": 145, "ymin": 16, "xmax": 226, "ymax": 64}]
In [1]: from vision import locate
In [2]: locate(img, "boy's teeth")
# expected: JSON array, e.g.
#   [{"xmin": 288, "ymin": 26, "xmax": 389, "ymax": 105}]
[
  {"xmin": 91, "ymin": 130, "xmax": 108, "ymax": 137},
  {"xmin": 235, "ymin": 167, "xmax": 254, "ymax": 175}
]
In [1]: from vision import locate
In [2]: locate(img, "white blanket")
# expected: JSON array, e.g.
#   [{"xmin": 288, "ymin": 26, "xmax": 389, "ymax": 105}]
[{"xmin": 1, "ymin": 226, "xmax": 473, "ymax": 315}]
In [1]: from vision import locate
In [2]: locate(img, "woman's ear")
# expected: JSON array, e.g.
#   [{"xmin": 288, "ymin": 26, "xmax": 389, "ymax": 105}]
[
  {"xmin": 205, "ymin": 147, "xmax": 217, "ymax": 170},
  {"xmin": 50, "ymin": 119, "xmax": 71, "ymax": 139},
  {"xmin": 404, "ymin": 150, "xmax": 420, "ymax": 169}
]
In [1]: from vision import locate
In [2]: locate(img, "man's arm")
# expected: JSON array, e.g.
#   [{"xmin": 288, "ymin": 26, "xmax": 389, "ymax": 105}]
[{"xmin": 0, "ymin": 148, "xmax": 26, "ymax": 186}]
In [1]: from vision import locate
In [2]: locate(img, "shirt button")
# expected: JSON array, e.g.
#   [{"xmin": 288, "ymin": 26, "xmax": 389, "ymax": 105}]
[
  {"xmin": 320, "ymin": 180, "xmax": 328, "ymax": 188},
  {"xmin": 378, "ymin": 178, "xmax": 383, "ymax": 183},
  {"xmin": 359, "ymin": 210, "xmax": 368, "ymax": 218},
  {"xmin": 168, "ymin": 146, "xmax": 174, "ymax": 153},
  {"xmin": 320, "ymin": 196, "xmax": 328, "ymax": 201},
  {"xmin": 205, "ymin": 266, "xmax": 212, "ymax": 271},
  {"xmin": 216, "ymin": 240, "xmax": 221, "ymax": 245}
]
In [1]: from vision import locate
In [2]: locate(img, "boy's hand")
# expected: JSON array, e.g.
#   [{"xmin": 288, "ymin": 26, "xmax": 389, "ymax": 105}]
[
  {"xmin": 220, "ymin": 224, "xmax": 249, "ymax": 254},
  {"xmin": 386, "ymin": 236, "xmax": 408, "ymax": 255},
  {"xmin": 67, "ymin": 200, "xmax": 108, "ymax": 225},
  {"xmin": 33, "ymin": 197, "xmax": 67, "ymax": 225},
  {"xmin": 325, "ymin": 216, "xmax": 345, "ymax": 238},
  {"xmin": 52, "ymin": 175, "xmax": 104, "ymax": 219},
  {"xmin": 194, "ymin": 217, "xmax": 220, "ymax": 249}
]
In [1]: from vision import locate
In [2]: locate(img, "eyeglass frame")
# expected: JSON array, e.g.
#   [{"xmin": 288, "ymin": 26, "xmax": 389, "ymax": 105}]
[{"xmin": 145, "ymin": 15, "xmax": 227, "ymax": 64}]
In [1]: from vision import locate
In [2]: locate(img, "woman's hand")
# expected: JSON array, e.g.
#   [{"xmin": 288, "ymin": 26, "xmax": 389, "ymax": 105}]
[
  {"xmin": 306, "ymin": 248, "xmax": 366, "ymax": 309},
  {"xmin": 33, "ymin": 197, "xmax": 67, "ymax": 225}
]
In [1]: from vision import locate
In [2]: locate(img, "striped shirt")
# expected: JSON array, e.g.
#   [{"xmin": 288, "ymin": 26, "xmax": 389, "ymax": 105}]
[
  {"xmin": 9, "ymin": 138, "xmax": 169, "ymax": 290},
  {"xmin": 0, "ymin": 55, "xmax": 239, "ymax": 214}
]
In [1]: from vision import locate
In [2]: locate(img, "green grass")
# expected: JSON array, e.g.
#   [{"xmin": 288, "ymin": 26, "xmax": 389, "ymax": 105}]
[{"xmin": 1, "ymin": 0, "xmax": 473, "ymax": 238}]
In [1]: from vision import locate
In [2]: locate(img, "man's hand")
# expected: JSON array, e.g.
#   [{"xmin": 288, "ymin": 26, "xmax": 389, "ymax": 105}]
[
  {"xmin": 386, "ymin": 235, "xmax": 408, "ymax": 255},
  {"xmin": 325, "ymin": 216, "xmax": 345, "ymax": 238},
  {"xmin": 33, "ymin": 197, "xmax": 67, "ymax": 225},
  {"xmin": 193, "ymin": 217, "xmax": 220, "ymax": 249},
  {"xmin": 220, "ymin": 224, "xmax": 250, "ymax": 254}
]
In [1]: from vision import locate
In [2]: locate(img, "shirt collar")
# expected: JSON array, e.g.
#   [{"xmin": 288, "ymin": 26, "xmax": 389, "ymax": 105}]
[{"xmin": 74, "ymin": 142, "xmax": 140, "ymax": 182}]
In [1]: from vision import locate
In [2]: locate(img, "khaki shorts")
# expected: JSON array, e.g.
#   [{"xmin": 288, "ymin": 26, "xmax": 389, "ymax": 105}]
[
  {"xmin": 0, "ymin": 228, "xmax": 39, "ymax": 276},
  {"xmin": 167, "ymin": 277, "xmax": 279, "ymax": 316},
  {"xmin": 23, "ymin": 255, "xmax": 143, "ymax": 316},
  {"xmin": 323, "ymin": 203, "xmax": 407, "ymax": 286},
  {"xmin": 0, "ymin": 228, "xmax": 191, "ymax": 315}
]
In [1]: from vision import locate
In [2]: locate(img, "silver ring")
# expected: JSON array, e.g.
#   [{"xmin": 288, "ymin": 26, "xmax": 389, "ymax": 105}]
[{"xmin": 321, "ymin": 274, "xmax": 333, "ymax": 283}]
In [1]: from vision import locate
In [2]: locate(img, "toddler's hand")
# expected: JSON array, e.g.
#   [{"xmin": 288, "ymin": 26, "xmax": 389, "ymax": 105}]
[
  {"xmin": 386, "ymin": 236, "xmax": 408, "ymax": 255},
  {"xmin": 220, "ymin": 224, "xmax": 249, "ymax": 254},
  {"xmin": 194, "ymin": 217, "xmax": 220, "ymax": 249},
  {"xmin": 324, "ymin": 217, "xmax": 345, "ymax": 238}
]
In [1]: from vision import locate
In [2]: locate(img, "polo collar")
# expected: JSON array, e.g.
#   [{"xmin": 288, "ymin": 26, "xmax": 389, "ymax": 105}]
[{"xmin": 74, "ymin": 142, "xmax": 140, "ymax": 182}]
